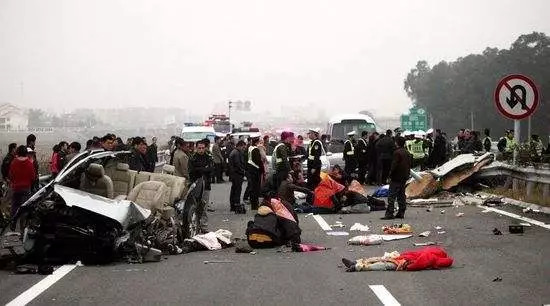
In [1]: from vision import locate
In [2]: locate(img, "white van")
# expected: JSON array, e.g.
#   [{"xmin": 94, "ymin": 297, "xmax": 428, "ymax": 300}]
[
  {"xmin": 181, "ymin": 125, "xmax": 216, "ymax": 144},
  {"xmin": 326, "ymin": 114, "xmax": 377, "ymax": 141}
]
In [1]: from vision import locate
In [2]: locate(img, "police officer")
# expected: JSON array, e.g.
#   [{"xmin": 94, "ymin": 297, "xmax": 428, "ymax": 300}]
[
  {"xmin": 273, "ymin": 131, "xmax": 294, "ymax": 189},
  {"xmin": 343, "ymin": 131, "xmax": 357, "ymax": 181},
  {"xmin": 355, "ymin": 131, "xmax": 369, "ymax": 184},
  {"xmin": 497, "ymin": 130, "xmax": 517, "ymax": 160},
  {"xmin": 246, "ymin": 137, "xmax": 263, "ymax": 210},
  {"xmin": 307, "ymin": 128, "xmax": 323, "ymax": 190},
  {"xmin": 407, "ymin": 133, "xmax": 426, "ymax": 170}
]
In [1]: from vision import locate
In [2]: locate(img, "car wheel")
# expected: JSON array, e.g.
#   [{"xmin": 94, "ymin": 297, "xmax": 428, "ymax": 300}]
[{"xmin": 182, "ymin": 197, "xmax": 199, "ymax": 238}]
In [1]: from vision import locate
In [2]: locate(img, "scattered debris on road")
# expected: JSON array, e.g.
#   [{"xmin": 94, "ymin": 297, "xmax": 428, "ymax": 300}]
[
  {"xmin": 383, "ymin": 224, "xmax": 412, "ymax": 234},
  {"xmin": 493, "ymin": 228, "xmax": 503, "ymax": 235},
  {"xmin": 419, "ymin": 231, "xmax": 431, "ymax": 237},
  {"xmin": 350, "ymin": 223, "xmax": 370, "ymax": 232},
  {"xmin": 348, "ymin": 235, "xmax": 383, "ymax": 246},
  {"xmin": 203, "ymin": 260, "xmax": 234, "ymax": 264},
  {"xmin": 292, "ymin": 243, "xmax": 329, "ymax": 252},
  {"xmin": 413, "ymin": 242, "xmax": 438, "ymax": 246},
  {"xmin": 492, "ymin": 276, "xmax": 503, "ymax": 282},
  {"xmin": 508, "ymin": 225, "xmax": 524, "ymax": 234},
  {"xmin": 327, "ymin": 231, "xmax": 349, "ymax": 236}
]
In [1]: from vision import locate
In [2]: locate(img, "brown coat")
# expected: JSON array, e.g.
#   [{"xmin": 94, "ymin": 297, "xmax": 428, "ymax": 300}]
[{"xmin": 173, "ymin": 149, "xmax": 189, "ymax": 180}]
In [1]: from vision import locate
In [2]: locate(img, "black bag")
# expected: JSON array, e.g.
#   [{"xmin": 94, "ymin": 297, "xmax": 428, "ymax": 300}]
[
  {"xmin": 246, "ymin": 213, "xmax": 283, "ymax": 248},
  {"xmin": 367, "ymin": 195, "xmax": 387, "ymax": 211}
]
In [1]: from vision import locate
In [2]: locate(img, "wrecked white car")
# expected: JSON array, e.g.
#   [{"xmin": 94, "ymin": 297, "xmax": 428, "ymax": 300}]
[{"xmin": 1, "ymin": 150, "xmax": 205, "ymax": 264}]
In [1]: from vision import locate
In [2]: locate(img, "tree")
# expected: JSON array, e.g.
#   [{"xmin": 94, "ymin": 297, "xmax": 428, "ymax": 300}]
[{"xmin": 403, "ymin": 32, "xmax": 550, "ymax": 140}]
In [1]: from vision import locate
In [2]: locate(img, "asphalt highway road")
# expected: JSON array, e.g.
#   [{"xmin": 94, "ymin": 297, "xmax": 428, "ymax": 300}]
[{"xmin": 2, "ymin": 182, "xmax": 550, "ymax": 306}]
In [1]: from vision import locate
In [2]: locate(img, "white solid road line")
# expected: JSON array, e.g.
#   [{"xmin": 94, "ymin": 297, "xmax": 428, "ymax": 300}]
[
  {"xmin": 477, "ymin": 205, "xmax": 550, "ymax": 230},
  {"xmin": 6, "ymin": 264, "xmax": 77, "ymax": 306},
  {"xmin": 369, "ymin": 285, "xmax": 401, "ymax": 306},
  {"xmin": 312, "ymin": 214, "xmax": 332, "ymax": 231}
]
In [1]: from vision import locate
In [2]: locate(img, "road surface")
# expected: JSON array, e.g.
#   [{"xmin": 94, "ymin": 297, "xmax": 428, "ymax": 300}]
[{"xmin": 2, "ymin": 182, "xmax": 550, "ymax": 305}]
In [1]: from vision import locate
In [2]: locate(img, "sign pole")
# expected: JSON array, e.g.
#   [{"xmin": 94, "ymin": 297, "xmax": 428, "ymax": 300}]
[
  {"xmin": 527, "ymin": 116, "xmax": 532, "ymax": 142},
  {"xmin": 513, "ymin": 119, "xmax": 520, "ymax": 165}
]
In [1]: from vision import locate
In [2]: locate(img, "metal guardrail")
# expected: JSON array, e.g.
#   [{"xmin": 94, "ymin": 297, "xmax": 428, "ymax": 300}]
[
  {"xmin": 476, "ymin": 161, "xmax": 550, "ymax": 199},
  {"xmin": 476, "ymin": 161, "xmax": 550, "ymax": 185}
]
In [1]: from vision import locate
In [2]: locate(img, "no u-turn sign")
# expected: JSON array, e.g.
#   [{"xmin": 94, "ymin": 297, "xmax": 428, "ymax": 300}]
[{"xmin": 494, "ymin": 74, "xmax": 539, "ymax": 120}]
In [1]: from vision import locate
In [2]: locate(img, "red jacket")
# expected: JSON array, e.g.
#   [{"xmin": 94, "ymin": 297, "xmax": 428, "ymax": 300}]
[{"xmin": 9, "ymin": 157, "xmax": 36, "ymax": 191}]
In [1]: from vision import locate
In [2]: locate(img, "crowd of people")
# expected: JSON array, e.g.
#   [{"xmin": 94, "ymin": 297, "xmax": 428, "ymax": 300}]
[
  {"xmin": 0, "ymin": 133, "xmax": 161, "ymax": 220},
  {"xmin": 2, "ymin": 127, "xmax": 549, "ymax": 226}
]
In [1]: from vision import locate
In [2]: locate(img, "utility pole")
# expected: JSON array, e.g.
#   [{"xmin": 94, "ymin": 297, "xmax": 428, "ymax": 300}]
[{"xmin": 228, "ymin": 101, "xmax": 233, "ymax": 133}]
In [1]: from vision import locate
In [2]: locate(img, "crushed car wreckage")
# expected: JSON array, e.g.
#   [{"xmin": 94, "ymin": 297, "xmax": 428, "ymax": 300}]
[
  {"xmin": 0, "ymin": 150, "xmax": 205, "ymax": 265},
  {"xmin": 406, "ymin": 152, "xmax": 496, "ymax": 199}
]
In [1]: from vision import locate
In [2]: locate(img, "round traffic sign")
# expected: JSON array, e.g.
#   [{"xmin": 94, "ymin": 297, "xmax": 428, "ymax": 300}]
[{"xmin": 494, "ymin": 74, "xmax": 539, "ymax": 120}]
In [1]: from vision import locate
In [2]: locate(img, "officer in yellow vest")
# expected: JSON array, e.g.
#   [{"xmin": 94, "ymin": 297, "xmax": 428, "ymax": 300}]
[
  {"xmin": 307, "ymin": 128, "xmax": 323, "ymax": 190},
  {"xmin": 343, "ymin": 131, "xmax": 357, "ymax": 180},
  {"xmin": 407, "ymin": 133, "xmax": 426, "ymax": 170}
]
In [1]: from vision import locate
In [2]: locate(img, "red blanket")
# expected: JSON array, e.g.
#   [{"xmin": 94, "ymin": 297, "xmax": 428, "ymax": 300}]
[
  {"xmin": 397, "ymin": 247, "xmax": 453, "ymax": 271},
  {"xmin": 313, "ymin": 174, "xmax": 345, "ymax": 209}
]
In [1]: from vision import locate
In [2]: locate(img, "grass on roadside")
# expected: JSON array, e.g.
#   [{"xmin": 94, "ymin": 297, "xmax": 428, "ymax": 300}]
[{"xmin": 486, "ymin": 184, "xmax": 550, "ymax": 207}]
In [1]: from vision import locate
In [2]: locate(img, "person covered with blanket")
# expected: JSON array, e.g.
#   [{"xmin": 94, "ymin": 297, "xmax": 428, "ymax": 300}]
[{"xmin": 341, "ymin": 247, "xmax": 453, "ymax": 272}]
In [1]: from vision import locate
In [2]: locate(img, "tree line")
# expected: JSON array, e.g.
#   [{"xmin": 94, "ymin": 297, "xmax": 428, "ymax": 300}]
[{"xmin": 404, "ymin": 32, "xmax": 549, "ymax": 141}]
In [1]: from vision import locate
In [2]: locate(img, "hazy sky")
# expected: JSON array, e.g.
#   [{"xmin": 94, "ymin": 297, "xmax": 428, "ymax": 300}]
[{"xmin": 1, "ymin": 0, "xmax": 549, "ymax": 117}]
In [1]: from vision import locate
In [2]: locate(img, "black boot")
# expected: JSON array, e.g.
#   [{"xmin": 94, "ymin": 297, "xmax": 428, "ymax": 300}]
[
  {"xmin": 395, "ymin": 212, "xmax": 405, "ymax": 219},
  {"xmin": 341, "ymin": 258, "xmax": 356, "ymax": 272},
  {"xmin": 235, "ymin": 206, "xmax": 247, "ymax": 214},
  {"xmin": 380, "ymin": 214, "xmax": 395, "ymax": 220}
]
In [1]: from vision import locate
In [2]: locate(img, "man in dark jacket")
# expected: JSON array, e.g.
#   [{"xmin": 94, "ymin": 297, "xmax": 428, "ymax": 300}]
[
  {"xmin": 375, "ymin": 130, "xmax": 396, "ymax": 185},
  {"xmin": 229, "ymin": 140, "xmax": 246, "ymax": 213},
  {"xmin": 57, "ymin": 141, "xmax": 69, "ymax": 170},
  {"xmin": 189, "ymin": 139, "xmax": 214, "ymax": 231},
  {"xmin": 2, "ymin": 143, "xmax": 17, "ymax": 182},
  {"xmin": 146, "ymin": 136, "xmax": 158, "ymax": 172},
  {"xmin": 273, "ymin": 131, "xmax": 294, "ymax": 189},
  {"xmin": 428, "ymin": 129, "xmax": 447, "ymax": 168},
  {"xmin": 224, "ymin": 136, "xmax": 235, "ymax": 176},
  {"xmin": 26, "ymin": 134, "xmax": 39, "ymax": 192},
  {"xmin": 246, "ymin": 137, "xmax": 264, "ymax": 210},
  {"xmin": 355, "ymin": 131, "xmax": 369, "ymax": 184},
  {"xmin": 129, "ymin": 137, "xmax": 149, "ymax": 172},
  {"xmin": 366, "ymin": 132, "xmax": 379, "ymax": 185},
  {"xmin": 381, "ymin": 136, "xmax": 411, "ymax": 220}
]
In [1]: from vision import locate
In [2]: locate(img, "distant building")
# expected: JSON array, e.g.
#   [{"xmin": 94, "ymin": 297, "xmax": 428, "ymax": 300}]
[{"xmin": 0, "ymin": 103, "xmax": 28, "ymax": 131}]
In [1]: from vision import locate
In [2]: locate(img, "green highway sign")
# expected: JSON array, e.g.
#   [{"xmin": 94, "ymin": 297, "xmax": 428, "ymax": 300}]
[{"xmin": 401, "ymin": 106, "xmax": 428, "ymax": 131}]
